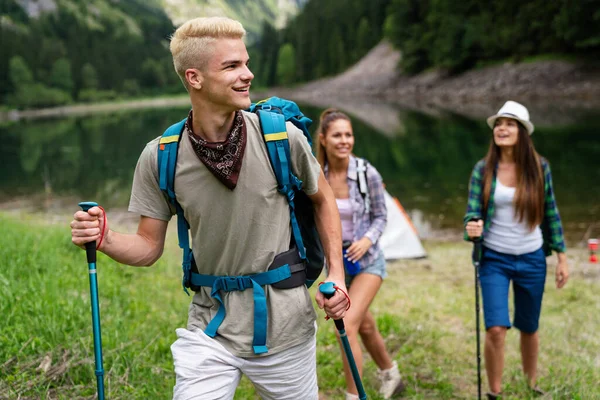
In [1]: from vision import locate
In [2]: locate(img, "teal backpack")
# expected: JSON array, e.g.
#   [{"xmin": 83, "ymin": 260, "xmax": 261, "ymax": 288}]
[{"xmin": 156, "ymin": 97, "xmax": 324, "ymax": 354}]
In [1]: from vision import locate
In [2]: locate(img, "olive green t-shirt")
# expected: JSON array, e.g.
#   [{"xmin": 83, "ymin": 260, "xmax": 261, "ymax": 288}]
[{"xmin": 128, "ymin": 111, "xmax": 320, "ymax": 357}]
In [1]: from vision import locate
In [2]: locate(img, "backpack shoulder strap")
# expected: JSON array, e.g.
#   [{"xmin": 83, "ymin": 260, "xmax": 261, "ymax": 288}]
[
  {"xmin": 257, "ymin": 110, "xmax": 292, "ymax": 188},
  {"xmin": 356, "ymin": 157, "xmax": 371, "ymax": 214},
  {"xmin": 158, "ymin": 118, "xmax": 186, "ymax": 203},
  {"xmin": 256, "ymin": 109, "xmax": 306, "ymax": 260},
  {"xmin": 157, "ymin": 118, "xmax": 193, "ymax": 294}
]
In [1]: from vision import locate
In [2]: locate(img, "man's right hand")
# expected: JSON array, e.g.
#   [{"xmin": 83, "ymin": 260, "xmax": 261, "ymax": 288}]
[
  {"xmin": 466, "ymin": 219, "xmax": 483, "ymax": 239},
  {"xmin": 315, "ymin": 279, "xmax": 350, "ymax": 320},
  {"xmin": 71, "ymin": 206, "xmax": 108, "ymax": 250}
]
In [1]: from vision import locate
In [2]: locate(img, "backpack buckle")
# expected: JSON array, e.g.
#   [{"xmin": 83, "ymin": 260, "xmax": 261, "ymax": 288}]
[
  {"xmin": 290, "ymin": 175, "xmax": 303, "ymax": 191},
  {"xmin": 286, "ymin": 188, "xmax": 295, "ymax": 202},
  {"xmin": 222, "ymin": 276, "xmax": 252, "ymax": 291}
]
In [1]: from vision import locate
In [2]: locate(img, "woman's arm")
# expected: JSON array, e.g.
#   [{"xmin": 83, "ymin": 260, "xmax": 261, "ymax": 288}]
[
  {"xmin": 346, "ymin": 164, "xmax": 386, "ymax": 262},
  {"xmin": 555, "ymin": 251, "xmax": 569, "ymax": 288},
  {"xmin": 541, "ymin": 160, "xmax": 568, "ymax": 288},
  {"xmin": 542, "ymin": 160, "xmax": 567, "ymax": 253},
  {"xmin": 362, "ymin": 164, "xmax": 387, "ymax": 245},
  {"xmin": 464, "ymin": 160, "xmax": 485, "ymax": 240},
  {"xmin": 308, "ymin": 171, "xmax": 349, "ymax": 320}
]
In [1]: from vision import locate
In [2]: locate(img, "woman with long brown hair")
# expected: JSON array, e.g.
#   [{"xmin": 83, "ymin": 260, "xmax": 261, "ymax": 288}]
[
  {"xmin": 317, "ymin": 108, "xmax": 405, "ymax": 400},
  {"xmin": 464, "ymin": 101, "xmax": 569, "ymax": 399}
]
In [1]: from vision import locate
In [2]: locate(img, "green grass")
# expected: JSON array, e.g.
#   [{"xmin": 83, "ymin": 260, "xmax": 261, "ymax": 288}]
[{"xmin": 1, "ymin": 214, "xmax": 599, "ymax": 399}]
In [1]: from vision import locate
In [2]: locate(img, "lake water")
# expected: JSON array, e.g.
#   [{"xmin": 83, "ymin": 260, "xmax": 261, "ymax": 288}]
[{"xmin": 1, "ymin": 100, "xmax": 598, "ymax": 244}]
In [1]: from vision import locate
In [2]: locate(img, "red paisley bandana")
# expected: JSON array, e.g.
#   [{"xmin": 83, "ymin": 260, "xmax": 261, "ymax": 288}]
[{"xmin": 186, "ymin": 110, "xmax": 247, "ymax": 190}]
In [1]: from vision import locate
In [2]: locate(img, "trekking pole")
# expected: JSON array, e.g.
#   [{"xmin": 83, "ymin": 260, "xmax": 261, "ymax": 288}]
[
  {"xmin": 78, "ymin": 201, "xmax": 105, "ymax": 400},
  {"xmin": 471, "ymin": 226, "xmax": 483, "ymax": 400},
  {"xmin": 319, "ymin": 282, "xmax": 367, "ymax": 400}
]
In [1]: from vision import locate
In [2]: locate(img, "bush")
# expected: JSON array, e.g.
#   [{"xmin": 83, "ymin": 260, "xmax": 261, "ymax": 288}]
[
  {"xmin": 77, "ymin": 89, "xmax": 119, "ymax": 103},
  {"xmin": 81, "ymin": 63, "xmax": 99, "ymax": 90},
  {"xmin": 8, "ymin": 84, "xmax": 72, "ymax": 109},
  {"xmin": 122, "ymin": 79, "xmax": 141, "ymax": 96},
  {"xmin": 141, "ymin": 59, "xmax": 167, "ymax": 88},
  {"xmin": 50, "ymin": 58, "xmax": 74, "ymax": 93},
  {"xmin": 8, "ymin": 56, "xmax": 33, "ymax": 87},
  {"xmin": 276, "ymin": 43, "xmax": 296, "ymax": 85}
]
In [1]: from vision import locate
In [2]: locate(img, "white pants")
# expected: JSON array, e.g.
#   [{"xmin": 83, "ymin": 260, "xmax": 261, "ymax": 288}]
[{"xmin": 171, "ymin": 327, "xmax": 318, "ymax": 400}]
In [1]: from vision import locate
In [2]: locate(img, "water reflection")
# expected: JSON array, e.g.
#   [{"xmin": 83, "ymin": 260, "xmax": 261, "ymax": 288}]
[
  {"xmin": 299, "ymin": 101, "xmax": 600, "ymax": 241},
  {"xmin": 0, "ymin": 100, "xmax": 598, "ymax": 242},
  {"xmin": 0, "ymin": 108, "xmax": 190, "ymax": 208}
]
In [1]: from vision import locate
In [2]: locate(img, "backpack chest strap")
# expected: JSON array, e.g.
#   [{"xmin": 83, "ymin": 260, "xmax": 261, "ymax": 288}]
[{"xmin": 191, "ymin": 264, "xmax": 292, "ymax": 355}]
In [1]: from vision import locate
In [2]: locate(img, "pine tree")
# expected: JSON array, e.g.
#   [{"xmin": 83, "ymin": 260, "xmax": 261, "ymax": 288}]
[
  {"xmin": 81, "ymin": 63, "xmax": 99, "ymax": 90},
  {"xmin": 50, "ymin": 58, "xmax": 74, "ymax": 93},
  {"xmin": 276, "ymin": 43, "xmax": 296, "ymax": 85}
]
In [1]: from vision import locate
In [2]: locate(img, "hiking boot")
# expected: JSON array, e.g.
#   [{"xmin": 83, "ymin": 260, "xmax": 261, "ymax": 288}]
[
  {"xmin": 377, "ymin": 360, "xmax": 406, "ymax": 399},
  {"xmin": 486, "ymin": 392, "xmax": 502, "ymax": 399}
]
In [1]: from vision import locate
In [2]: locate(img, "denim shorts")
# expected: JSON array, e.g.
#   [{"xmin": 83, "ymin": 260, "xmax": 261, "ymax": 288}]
[
  {"xmin": 346, "ymin": 251, "xmax": 388, "ymax": 287},
  {"xmin": 479, "ymin": 246, "xmax": 547, "ymax": 333}
]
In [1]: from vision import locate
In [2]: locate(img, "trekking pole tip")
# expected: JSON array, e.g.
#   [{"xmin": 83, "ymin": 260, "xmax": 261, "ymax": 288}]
[{"xmin": 79, "ymin": 201, "xmax": 99, "ymax": 212}]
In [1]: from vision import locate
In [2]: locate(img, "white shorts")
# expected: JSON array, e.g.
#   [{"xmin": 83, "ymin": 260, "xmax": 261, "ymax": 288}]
[{"xmin": 171, "ymin": 327, "xmax": 318, "ymax": 400}]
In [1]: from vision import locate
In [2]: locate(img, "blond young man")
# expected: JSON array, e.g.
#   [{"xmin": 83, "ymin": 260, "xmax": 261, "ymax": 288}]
[{"xmin": 70, "ymin": 17, "xmax": 348, "ymax": 399}]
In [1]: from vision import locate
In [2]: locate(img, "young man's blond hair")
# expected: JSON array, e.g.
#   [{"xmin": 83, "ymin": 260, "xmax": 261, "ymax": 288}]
[{"xmin": 170, "ymin": 17, "xmax": 246, "ymax": 87}]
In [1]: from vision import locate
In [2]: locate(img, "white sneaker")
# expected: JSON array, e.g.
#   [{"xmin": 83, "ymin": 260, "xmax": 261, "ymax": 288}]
[
  {"xmin": 345, "ymin": 392, "xmax": 360, "ymax": 400},
  {"xmin": 377, "ymin": 360, "xmax": 406, "ymax": 399}
]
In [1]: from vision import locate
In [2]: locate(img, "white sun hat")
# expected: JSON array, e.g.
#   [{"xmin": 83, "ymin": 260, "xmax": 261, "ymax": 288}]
[{"xmin": 486, "ymin": 100, "xmax": 534, "ymax": 135}]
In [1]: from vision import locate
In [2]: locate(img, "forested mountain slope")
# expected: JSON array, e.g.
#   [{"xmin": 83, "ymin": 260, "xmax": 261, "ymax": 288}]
[
  {"xmin": 2, "ymin": 0, "xmax": 178, "ymax": 107},
  {"xmin": 161, "ymin": 0, "xmax": 307, "ymax": 43}
]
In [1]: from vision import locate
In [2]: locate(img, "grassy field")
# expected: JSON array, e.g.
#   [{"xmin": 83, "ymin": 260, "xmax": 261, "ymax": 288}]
[{"xmin": 1, "ymin": 213, "xmax": 599, "ymax": 399}]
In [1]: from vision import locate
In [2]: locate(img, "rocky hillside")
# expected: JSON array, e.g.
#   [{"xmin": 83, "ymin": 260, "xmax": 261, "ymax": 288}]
[
  {"xmin": 10, "ymin": 0, "xmax": 160, "ymax": 33},
  {"xmin": 278, "ymin": 40, "xmax": 600, "ymax": 127}
]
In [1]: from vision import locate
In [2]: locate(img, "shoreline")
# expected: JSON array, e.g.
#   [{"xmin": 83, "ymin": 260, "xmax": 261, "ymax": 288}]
[
  {"xmin": 0, "ymin": 95, "xmax": 190, "ymax": 123},
  {"xmin": 0, "ymin": 195, "xmax": 591, "ymax": 246},
  {"xmin": 0, "ymin": 91, "xmax": 269, "ymax": 123},
  {"xmin": 1, "ymin": 43, "xmax": 598, "ymax": 125}
]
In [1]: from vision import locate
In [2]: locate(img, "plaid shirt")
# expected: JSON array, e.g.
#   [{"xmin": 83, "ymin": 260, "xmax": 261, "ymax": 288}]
[
  {"xmin": 325, "ymin": 155, "xmax": 387, "ymax": 267},
  {"xmin": 464, "ymin": 158, "xmax": 566, "ymax": 255}
]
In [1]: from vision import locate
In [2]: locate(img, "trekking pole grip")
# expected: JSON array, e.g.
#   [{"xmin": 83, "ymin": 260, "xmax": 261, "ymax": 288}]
[
  {"xmin": 79, "ymin": 201, "xmax": 98, "ymax": 264},
  {"xmin": 319, "ymin": 282, "xmax": 345, "ymax": 331},
  {"xmin": 469, "ymin": 217, "xmax": 483, "ymax": 264},
  {"xmin": 473, "ymin": 240, "xmax": 482, "ymax": 264}
]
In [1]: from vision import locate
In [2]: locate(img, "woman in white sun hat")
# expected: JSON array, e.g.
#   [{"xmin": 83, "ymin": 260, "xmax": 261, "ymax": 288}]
[{"xmin": 463, "ymin": 100, "xmax": 569, "ymax": 399}]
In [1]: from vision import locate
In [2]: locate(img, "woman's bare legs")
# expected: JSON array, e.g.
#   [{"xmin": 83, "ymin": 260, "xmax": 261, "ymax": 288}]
[
  {"xmin": 485, "ymin": 326, "xmax": 507, "ymax": 394},
  {"xmin": 359, "ymin": 310, "xmax": 393, "ymax": 370},
  {"xmin": 520, "ymin": 331, "xmax": 539, "ymax": 388},
  {"xmin": 336, "ymin": 273, "xmax": 382, "ymax": 395}
]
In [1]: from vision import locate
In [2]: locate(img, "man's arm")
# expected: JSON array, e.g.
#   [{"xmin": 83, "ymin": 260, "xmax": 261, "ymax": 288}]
[
  {"xmin": 71, "ymin": 207, "xmax": 168, "ymax": 267},
  {"xmin": 308, "ymin": 170, "xmax": 349, "ymax": 320}
]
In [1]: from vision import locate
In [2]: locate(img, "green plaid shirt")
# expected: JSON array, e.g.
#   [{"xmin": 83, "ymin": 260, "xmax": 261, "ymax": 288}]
[{"xmin": 463, "ymin": 158, "xmax": 566, "ymax": 255}]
